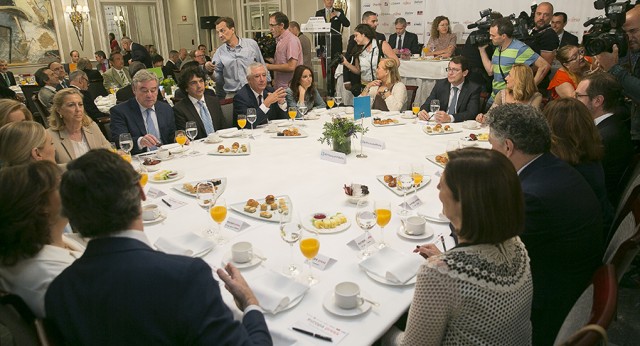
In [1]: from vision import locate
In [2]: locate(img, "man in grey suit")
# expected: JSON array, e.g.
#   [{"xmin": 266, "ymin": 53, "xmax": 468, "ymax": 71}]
[
  {"xmin": 551, "ymin": 12, "xmax": 579, "ymax": 48},
  {"xmin": 388, "ymin": 18, "xmax": 421, "ymax": 55},
  {"xmin": 35, "ymin": 67, "xmax": 60, "ymax": 109},
  {"xmin": 417, "ymin": 56, "xmax": 482, "ymax": 123},
  {"xmin": 102, "ymin": 52, "xmax": 132, "ymax": 90},
  {"xmin": 174, "ymin": 68, "xmax": 229, "ymax": 139}
]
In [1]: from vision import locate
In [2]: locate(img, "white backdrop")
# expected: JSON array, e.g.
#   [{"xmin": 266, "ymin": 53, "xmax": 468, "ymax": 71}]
[{"xmin": 361, "ymin": 0, "xmax": 604, "ymax": 44}]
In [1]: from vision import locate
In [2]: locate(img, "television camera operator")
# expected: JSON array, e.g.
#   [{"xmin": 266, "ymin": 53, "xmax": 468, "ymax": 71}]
[{"xmin": 461, "ymin": 10, "xmax": 503, "ymax": 94}]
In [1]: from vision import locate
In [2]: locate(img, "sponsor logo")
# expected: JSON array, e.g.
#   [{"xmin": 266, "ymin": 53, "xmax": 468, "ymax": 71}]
[{"xmin": 417, "ymin": 10, "xmax": 423, "ymax": 15}]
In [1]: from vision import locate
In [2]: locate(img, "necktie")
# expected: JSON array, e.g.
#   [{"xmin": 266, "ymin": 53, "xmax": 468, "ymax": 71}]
[
  {"xmin": 145, "ymin": 108, "xmax": 160, "ymax": 150},
  {"xmin": 118, "ymin": 70, "xmax": 127, "ymax": 86},
  {"xmin": 449, "ymin": 87, "xmax": 459, "ymax": 114},
  {"xmin": 198, "ymin": 100, "xmax": 215, "ymax": 135},
  {"xmin": 2, "ymin": 73, "xmax": 9, "ymax": 86},
  {"xmin": 326, "ymin": 9, "xmax": 330, "ymax": 22},
  {"xmin": 257, "ymin": 94, "xmax": 262, "ymax": 106},
  {"xmin": 397, "ymin": 35, "xmax": 403, "ymax": 50}
]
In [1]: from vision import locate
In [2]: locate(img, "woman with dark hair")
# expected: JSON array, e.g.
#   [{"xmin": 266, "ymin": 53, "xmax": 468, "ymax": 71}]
[
  {"xmin": 383, "ymin": 147, "xmax": 533, "ymax": 345},
  {"xmin": 548, "ymin": 45, "xmax": 592, "ymax": 100},
  {"xmin": 544, "ymin": 97, "xmax": 613, "ymax": 233},
  {"xmin": 0, "ymin": 161, "xmax": 84, "ymax": 317},
  {"xmin": 109, "ymin": 33, "xmax": 121, "ymax": 54},
  {"xmin": 425, "ymin": 16, "xmax": 457, "ymax": 58},
  {"xmin": 285, "ymin": 65, "xmax": 326, "ymax": 113}
]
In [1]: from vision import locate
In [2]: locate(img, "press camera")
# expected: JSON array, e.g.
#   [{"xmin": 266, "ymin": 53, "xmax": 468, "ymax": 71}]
[{"xmin": 583, "ymin": 0, "xmax": 639, "ymax": 56}]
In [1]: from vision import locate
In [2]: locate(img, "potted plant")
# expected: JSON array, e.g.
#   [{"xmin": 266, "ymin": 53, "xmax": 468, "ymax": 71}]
[{"xmin": 318, "ymin": 117, "xmax": 367, "ymax": 155}]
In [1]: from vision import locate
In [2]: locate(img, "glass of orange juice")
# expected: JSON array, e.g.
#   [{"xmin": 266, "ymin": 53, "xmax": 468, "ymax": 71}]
[
  {"xmin": 137, "ymin": 164, "xmax": 148, "ymax": 188},
  {"xmin": 175, "ymin": 130, "xmax": 187, "ymax": 153},
  {"xmin": 237, "ymin": 114, "xmax": 247, "ymax": 137},
  {"xmin": 288, "ymin": 106, "xmax": 297, "ymax": 126},
  {"xmin": 412, "ymin": 164, "xmax": 424, "ymax": 193},
  {"xmin": 412, "ymin": 102, "xmax": 420, "ymax": 116},
  {"xmin": 208, "ymin": 197, "xmax": 228, "ymax": 244},
  {"xmin": 299, "ymin": 227, "xmax": 320, "ymax": 285},
  {"xmin": 327, "ymin": 97, "xmax": 335, "ymax": 109},
  {"xmin": 375, "ymin": 200, "xmax": 392, "ymax": 248}
]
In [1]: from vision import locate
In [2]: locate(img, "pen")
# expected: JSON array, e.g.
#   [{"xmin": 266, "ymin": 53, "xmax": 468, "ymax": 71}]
[
  {"xmin": 440, "ymin": 235, "xmax": 447, "ymax": 251},
  {"xmin": 161, "ymin": 199, "xmax": 172, "ymax": 208},
  {"xmin": 292, "ymin": 327, "xmax": 333, "ymax": 342}
]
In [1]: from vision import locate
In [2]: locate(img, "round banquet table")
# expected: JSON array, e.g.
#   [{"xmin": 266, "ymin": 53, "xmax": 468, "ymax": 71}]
[
  {"xmin": 399, "ymin": 58, "xmax": 449, "ymax": 108},
  {"xmin": 136, "ymin": 109, "xmax": 491, "ymax": 345}
]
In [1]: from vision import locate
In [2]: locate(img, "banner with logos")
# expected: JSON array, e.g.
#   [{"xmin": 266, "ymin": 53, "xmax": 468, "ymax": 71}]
[{"xmin": 361, "ymin": 0, "xmax": 602, "ymax": 45}]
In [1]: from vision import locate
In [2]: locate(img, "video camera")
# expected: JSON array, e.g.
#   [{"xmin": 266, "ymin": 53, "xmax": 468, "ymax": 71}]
[
  {"xmin": 467, "ymin": 8, "xmax": 493, "ymax": 46},
  {"xmin": 583, "ymin": 0, "xmax": 638, "ymax": 56},
  {"xmin": 510, "ymin": 3, "xmax": 537, "ymax": 42}
]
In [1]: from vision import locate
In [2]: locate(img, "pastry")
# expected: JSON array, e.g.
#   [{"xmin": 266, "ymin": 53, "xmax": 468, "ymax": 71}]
[
  {"xmin": 260, "ymin": 203, "xmax": 268, "ymax": 211},
  {"xmin": 246, "ymin": 199, "xmax": 259, "ymax": 207},
  {"xmin": 265, "ymin": 195, "xmax": 275, "ymax": 204},
  {"xmin": 244, "ymin": 205, "xmax": 257, "ymax": 213},
  {"xmin": 260, "ymin": 211, "xmax": 272, "ymax": 219},
  {"xmin": 270, "ymin": 202, "xmax": 278, "ymax": 210},
  {"xmin": 383, "ymin": 175, "xmax": 394, "ymax": 183}
]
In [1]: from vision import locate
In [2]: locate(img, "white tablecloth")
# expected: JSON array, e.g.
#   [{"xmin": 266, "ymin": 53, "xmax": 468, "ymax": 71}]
[
  {"xmin": 137, "ymin": 112, "xmax": 490, "ymax": 345},
  {"xmin": 399, "ymin": 59, "xmax": 449, "ymax": 108}
]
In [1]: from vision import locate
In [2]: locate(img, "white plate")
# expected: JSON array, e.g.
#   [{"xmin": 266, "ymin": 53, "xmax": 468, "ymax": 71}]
[
  {"xmin": 142, "ymin": 209, "xmax": 167, "ymax": 224},
  {"xmin": 222, "ymin": 249, "xmax": 264, "ymax": 269},
  {"xmin": 363, "ymin": 268, "xmax": 417, "ymax": 286},
  {"xmin": 169, "ymin": 146, "xmax": 191, "ymax": 154},
  {"xmin": 141, "ymin": 162, "xmax": 162, "ymax": 172},
  {"xmin": 270, "ymin": 130, "xmax": 308, "ymax": 139},
  {"xmin": 152, "ymin": 152, "xmax": 175, "ymax": 161},
  {"xmin": 207, "ymin": 143, "xmax": 251, "ymax": 156},
  {"xmin": 376, "ymin": 175, "xmax": 431, "ymax": 196},
  {"xmin": 396, "ymin": 225, "xmax": 434, "ymax": 240},
  {"xmin": 149, "ymin": 170, "xmax": 185, "ymax": 183},
  {"xmin": 422, "ymin": 125, "xmax": 463, "ymax": 135},
  {"xmin": 425, "ymin": 154, "xmax": 446, "ymax": 169},
  {"xmin": 322, "ymin": 291, "xmax": 372, "ymax": 317},
  {"xmin": 468, "ymin": 132, "xmax": 490, "ymax": 142},
  {"xmin": 229, "ymin": 195, "xmax": 293, "ymax": 223},
  {"xmin": 372, "ymin": 119, "xmax": 404, "ymax": 127},
  {"xmin": 419, "ymin": 212, "xmax": 450, "ymax": 224},
  {"xmin": 303, "ymin": 213, "xmax": 351, "ymax": 234},
  {"xmin": 219, "ymin": 130, "xmax": 242, "ymax": 138},
  {"xmin": 401, "ymin": 114, "xmax": 416, "ymax": 119},
  {"xmin": 170, "ymin": 178, "xmax": 227, "ymax": 199},
  {"xmin": 459, "ymin": 138, "xmax": 479, "ymax": 147}
]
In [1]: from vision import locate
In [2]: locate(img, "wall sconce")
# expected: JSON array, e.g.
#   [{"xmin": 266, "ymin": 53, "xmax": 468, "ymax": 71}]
[
  {"xmin": 65, "ymin": 0, "xmax": 90, "ymax": 49},
  {"xmin": 114, "ymin": 9, "xmax": 127, "ymax": 37}
]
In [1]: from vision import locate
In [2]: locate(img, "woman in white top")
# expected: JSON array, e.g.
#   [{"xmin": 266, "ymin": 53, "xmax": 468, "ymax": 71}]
[
  {"xmin": 383, "ymin": 148, "xmax": 533, "ymax": 345},
  {"xmin": 342, "ymin": 24, "xmax": 398, "ymax": 85},
  {"xmin": 361, "ymin": 58, "xmax": 407, "ymax": 112},
  {"xmin": 0, "ymin": 161, "xmax": 85, "ymax": 317},
  {"xmin": 46, "ymin": 88, "xmax": 110, "ymax": 164}
]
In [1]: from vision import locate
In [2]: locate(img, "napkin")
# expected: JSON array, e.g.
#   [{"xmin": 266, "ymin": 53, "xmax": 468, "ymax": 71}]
[
  {"xmin": 216, "ymin": 128, "xmax": 241, "ymax": 138},
  {"xmin": 359, "ymin": 247, "xmax": 423, "ymax": 284},
  {"xmin": 161, "ymin": 143, "xmax": 180, "ymax": 150},
  {"xmin": 154, "ymin": 233, "xmax": 215, "ymax": 257},
  {"xmin": 250, "ymin": 270, "xmax": 309, "ymax": 314}
]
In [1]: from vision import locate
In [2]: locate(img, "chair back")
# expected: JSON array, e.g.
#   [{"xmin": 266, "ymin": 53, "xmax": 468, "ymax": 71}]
[
  {"xmin": 405, "ymin": 85, "xmax": 418, "ymax": 111},
  {"xmin": 96, "ymin": 116, "xmax": 111, "ymax": 141},
  {"xmin": 87, "ymin": 81, "xmax": 109, "ymax": 99},
  {"xmin": 0, "ymin": 291, "xmax": 40, "ymax": 346},
  {"xmin": 31, "ymin": 94, "xmax": 50, "ymax": 128},
  {"xmin": 479, "ymin": 91, "xmax": 490, "ymax": 113},
  {"xmin": 220, "ymin": 98, "xmax": 234, "ymax": 129},
  {"xmin": 554, "ymin": 264, "xmax": 618, "ymax": 346}
]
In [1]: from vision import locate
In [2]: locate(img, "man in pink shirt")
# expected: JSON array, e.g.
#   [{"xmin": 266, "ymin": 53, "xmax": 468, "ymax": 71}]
[{"xmin": 266, "ymin": 12, "xmax": 303, "ymax": 89}]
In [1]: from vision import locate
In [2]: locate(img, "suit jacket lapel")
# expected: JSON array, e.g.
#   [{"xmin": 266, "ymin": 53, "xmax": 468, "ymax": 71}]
[
  {"xmin": 128, "ymin": 99, "xmax": 147, "ymax": 136},
  {"xmin": 186, "ymin": 99, "xmax": 207, "ymax": 134},
  {"xmin": 442, "ymin": 81, "xmax": 451, "ymax": 111},
  {"xmin": 57, "ymin": 129, "xmax": 76, "ymax": 161}
]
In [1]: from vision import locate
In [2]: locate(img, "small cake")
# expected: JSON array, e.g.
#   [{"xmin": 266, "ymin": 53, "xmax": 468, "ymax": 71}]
[
  {"xmin": 260, "ymin": 203, "xmax": 268, "ymax": 211},
  {"xmin": 260, "ymin": 211, "xmax": 272, "ymax": 219},
  {"xmin": 246, "ymin": 199, "xmax": 259, "ymax": 207},
  {"xmin": 265, "ymin": 194, "xmax": 275, "ymax": 204},
  {"xmin": 244, "ymin": 205, "xmax": 257, "ymax": 213}
]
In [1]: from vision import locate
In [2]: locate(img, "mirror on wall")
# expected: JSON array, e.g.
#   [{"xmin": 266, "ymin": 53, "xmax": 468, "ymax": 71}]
[{"xmin": 102, "ymin": 2, "xmax": 160, "ymax": 53}]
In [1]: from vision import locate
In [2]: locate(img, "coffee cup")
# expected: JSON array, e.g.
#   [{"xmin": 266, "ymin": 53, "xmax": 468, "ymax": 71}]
[
  {"xmin": 157, "ymin": 148, "xmax": 170, "ymax": 160},
  {"xmin": 405, "ymin": 216, "xmax": 427, "ymax": 235},
  {"xmin": 207, "ymin": 133, "xmax": 221, "ymax": 142},
  {"xmin": 334, "ymin": 281, "xmax": 360, "ymax": 309},
  {"xmin": 142, "ymin": 204, "xmax": 161, "ymax": 221},
  {"xmin": 231, "ymin": 241, "xmax": 253, "ymax": 263},
  {"xmin": 404, "ymin": 110, "xmax": 414, "ymax": 117}
]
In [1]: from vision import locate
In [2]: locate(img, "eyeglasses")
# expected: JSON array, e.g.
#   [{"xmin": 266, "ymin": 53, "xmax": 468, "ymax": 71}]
[
  {"xmin": 574, "ymin": 92, "xmax": 589, "ymax": 98},
  {"xmin": 268, "ymin": 23, "xmax": 280, "ymax": 27},
  {"xmin": 445, "ymin": 67, "xmax": 462, "ymax": 73},
  {"xmin": 565, "ymin": 49, "xmax": 585, "ymax": 64}
]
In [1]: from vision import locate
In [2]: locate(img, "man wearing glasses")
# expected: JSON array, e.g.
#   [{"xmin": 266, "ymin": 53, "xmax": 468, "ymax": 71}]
[
  {"xmin": 266, "ymin": 12, "xmax": 303, "ymax": 89},
  {"xmin": 417, "ymin": 56, "xmax": 481, "ymax": 123}
]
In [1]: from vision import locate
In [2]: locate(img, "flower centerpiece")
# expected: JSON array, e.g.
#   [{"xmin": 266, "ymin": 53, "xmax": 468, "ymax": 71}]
[
  {"xmin": 318, "ymin": 117, "xmax": 368, "ymax": 155},
  {"xmin": 160, "ymin": 76, "xmax": 176, "ymax": 96},
  {"xmin": 397, "ymin": 48, "xmax": 411, "ymax": 60}
]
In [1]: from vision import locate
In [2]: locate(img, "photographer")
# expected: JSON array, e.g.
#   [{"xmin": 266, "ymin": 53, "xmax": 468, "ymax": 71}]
[
  {"xmin": 478, "ymin": 18, "xmax": 550, "ymax": 104},
  {"xmin": 461, "ymin": 11, "xmax": 503, "ymax": 93},
  {"xmin": 596, "ymin": 5, "xmax": 640, "ymax": 144}
]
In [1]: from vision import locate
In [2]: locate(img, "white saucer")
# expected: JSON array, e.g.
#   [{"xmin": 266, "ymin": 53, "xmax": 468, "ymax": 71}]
[
  {"xmin": 322, "ymin": 291, "xmax": 372, "ymax": 317},
  {"xmin": 222, "ymin": 249, "xmax": 264, "ymax": 269},
  {"xmin": 401, "ymin": 114, "xmax": 416, "ymax": 119},
  {"xmin": 169, "ymin": 146, "xmax": 190, "ymax": 154},
  {"xmin": 264, "ymin": 294, "xmax": 305, "ymax": 315},
  {"xmin": 396, "ymin": 225, "xmax": 434, "ymax": 240},
  {"xmin": 419, "ymin": 212, "xmax": 450, "ymax": 224},
  {"xmin": 142, "ymin": 210, "xmax": 167, "ymax": 224}
]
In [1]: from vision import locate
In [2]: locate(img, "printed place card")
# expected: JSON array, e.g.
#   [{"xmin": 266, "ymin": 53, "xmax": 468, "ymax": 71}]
[
  {"xmin": 311, "ymin": 254, "xmax": 336, "ymax": 270},
  {"xmin": 320, "ymin": 149, "xmax": 347, "ymax": 164},
  {"xmin": 146, "ymin": 187, "xmax": 166, "ymax": 199},
  {"xmin": 404, "ymin": 195, "xmax": 424, "ymax": 210},
  {"xmin": 160, "ymin": 197, "xmax": 187, "ymax": 210},
  {"xmin": 224, "ymin": 217, "xmax": 250, "ymax": 232},
  {"xmin": 361, "ymin": 136, "xmax": 385, "ymax": 150},
  {"xmin": 293, "ymin": 314, "xmax": 349, "ymax": 344},
  {"xmin": 348, "ymin": 232, "xmax": 376, "ymax": 250}
]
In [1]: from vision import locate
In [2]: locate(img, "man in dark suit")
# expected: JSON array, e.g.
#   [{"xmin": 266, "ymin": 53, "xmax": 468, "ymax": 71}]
[
  {"xmin": 163, "ymin": 50, "xmax": 180, "ymax": 79},
  {"xmin": 49, "ymin": 61, "xmax": 70, "ymax": 90},
  {"xmin": 417, "ymin": 56, "xmax": 481, "ymax": 123},
  {"xmin": 577, "ymin": 73, "xmax": 634, "ymax": 207},
  {"xmin": 174, "ymin": 68, "xmax": 228, "ymax": 138},
  {"xmin": 388, "ymin": 18, "xmax": 421, "ymax": 55},
  {"xmin": 110, "ymin": 70, "xmax": 175, "ymax": 154},
  {"xmin": 0, "ymin": 59, "xmax": 16, "ymax": 87},
  {"xmin": 316, "ymin": 0, "xmax": 350, "ymax": 93},
  {"xmin": 488, "ymin": 103, "xmax": 603, "ymax": 346},
  {"xmin": 69, "ymin": 70, "xmax": 110, "ymax": 122},
  {"xmin": 46, "ymin": 149, "xmax": 272, "ymax": 345},
  {"xmin": 234, "ymin": 63, "xmax": 287, "ymax": 127},
  {"xmin": 121, "ymin": 37, "xmax": 152, "ymax": 68},
  {"xmin": 115, "ymin": 62, "xmax": 150, "ymax": 103},
  {"xmin": 552, "ymin": 12, "xmax": 579, "ymax": 48}
]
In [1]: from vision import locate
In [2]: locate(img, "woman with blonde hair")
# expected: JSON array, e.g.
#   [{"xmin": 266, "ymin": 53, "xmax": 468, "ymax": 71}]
[
  {"xmin": 46, "ymin": 88, "xmax": 110, "ymax": 164},
  {"xmin": 424, "ymin": 16, "xmax": 457, "ymax": 58},
  {"xmin": 0, "ymin": 98, "xmax": 33, "ymax": 127},
  {"xmin": 548, "ymin": 45, "xmax": 592, "ymax": 99},
  {"xmin": 361, "ymin": 58, "xmax": 407, "ymax": 111},
  {"xmin": 476, "ymin": 64, "xmax": 542, "ymax": 123},
  {"xmin": 0, "ymin": 121, "xmax": 55, "ymax": 167}
]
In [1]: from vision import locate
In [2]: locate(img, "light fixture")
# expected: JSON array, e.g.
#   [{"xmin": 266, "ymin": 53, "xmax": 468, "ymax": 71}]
[
  {"xmin": 114, "ymin": 8, "xmax": 127, "ymax": 37},
  {"xmin": 65, "ymin": 0, "xmax": 90, "ymax": 49}
]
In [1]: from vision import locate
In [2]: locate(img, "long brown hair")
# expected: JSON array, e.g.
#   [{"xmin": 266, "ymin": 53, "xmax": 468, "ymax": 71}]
[
  {"xmin": 544, "ymin": 98, "xmax": 603, "ymax": 165},
  {"xmin": 289, "ymin": 65, "xmax": 317, "ymax": 103},
  {"xmin": 430, "ymin": 16, "xmax": 450, "ymax": 39},
  {"xmin": 508, "ymin": 64, "xmax": 537, "ymax": 102}
]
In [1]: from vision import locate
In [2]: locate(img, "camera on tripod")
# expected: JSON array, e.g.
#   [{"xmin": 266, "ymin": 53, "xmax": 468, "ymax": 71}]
[
  {"xmin": 467, "ymin": 8, "xmax": 493, "ymax": 46},
  {"xmin": 583, "ymin": 0, "xmax": 638, "ymax": 56}
]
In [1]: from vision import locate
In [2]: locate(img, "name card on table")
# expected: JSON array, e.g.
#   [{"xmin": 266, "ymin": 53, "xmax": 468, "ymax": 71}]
[
  {"xmin": 293, "ymin": 314, "xmax": 349, "ymax": 344},
  {"xmin": 310, "ymin": 254, "xmax": 336, "ymax": 270},
  {"xmin": 361, "ymin": 136, "xmax": 385, "ymax": 150},
  {"xmin": 160, "ymin": 196, "xmax": 188, "ymax": 210},
  {"xmin": 348, "ymin": 232, "xmax": 376, "ymax": 250},
  {"xmin": 146, "ymin": 187, "xmax": 166, "ymax": 199},
  {"xmin": 320, "ymin": 149, "xmax": 347, "ymax": 164},
  {"xmin": 224, "ymin": 217, "xmax": 250, "ymax": 232},
  {"xmin": 399, "ymin": 194, "xmax": 424, "ymax": 210}
]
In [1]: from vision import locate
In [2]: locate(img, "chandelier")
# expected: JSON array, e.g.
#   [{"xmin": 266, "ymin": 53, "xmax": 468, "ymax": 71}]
[{"xmin": 65, "ymin": 0, "xmax": 90, "ymax": 50}]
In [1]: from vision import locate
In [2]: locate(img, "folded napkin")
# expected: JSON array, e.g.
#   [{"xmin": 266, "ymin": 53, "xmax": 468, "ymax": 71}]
[
  {"xmin": 249, "ymin": 270, "xmax": 309, "ymax": 314},
  {"xmin": 160, "ymin": 143, "xmax": 180, "ymax": 150},
  {"xmin": 216, "ymin": 128, "xmax": 241, "ymax": 138},
  {"xmin": 359, "ymin": 247, "xmax": 423, "ymax": 284},
  {"xmin": 154, "ymin": 233, "xmax": 215, "ymax": 257}
]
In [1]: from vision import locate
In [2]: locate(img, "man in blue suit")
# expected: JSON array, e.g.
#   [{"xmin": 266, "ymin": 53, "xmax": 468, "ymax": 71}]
[
  {"xmin": 46, "ymin": 149, "xmax": 272, "ymax": 345},
  {"xmin": 233, "ymin": 62, "xmax": 287, "ymax": 127},
  {"xmin": 488, "ymin": 104, "xmax": 603, "ymax": 346},
  {"xmin": 110, "ymin": 69, "xmax": 175, "ymax": 154}
]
